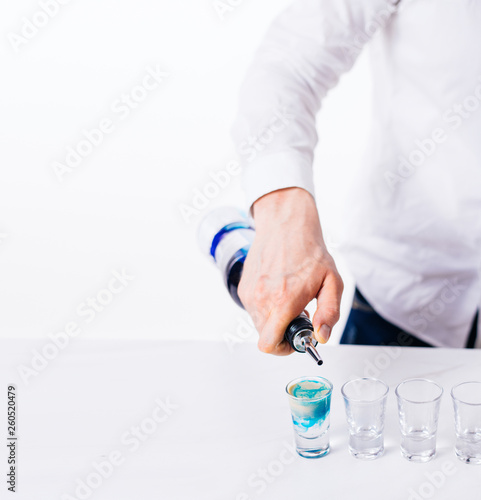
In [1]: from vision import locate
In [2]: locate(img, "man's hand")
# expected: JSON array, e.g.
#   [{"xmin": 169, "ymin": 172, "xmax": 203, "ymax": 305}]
[{"xmin": 238, "ymin": 187, "xmax": 343, "ymax": 355}]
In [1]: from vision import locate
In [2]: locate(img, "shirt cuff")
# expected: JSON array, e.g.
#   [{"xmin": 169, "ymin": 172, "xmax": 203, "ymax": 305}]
[{"xmin": 241, "ymin": 152, "xmax": 316, "ymax": 212}]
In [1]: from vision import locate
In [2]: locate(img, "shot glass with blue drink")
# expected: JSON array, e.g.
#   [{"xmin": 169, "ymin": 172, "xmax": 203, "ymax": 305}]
[{"xmin": 286, "ymin": 376, "xmax": 333, "ymax": 458}]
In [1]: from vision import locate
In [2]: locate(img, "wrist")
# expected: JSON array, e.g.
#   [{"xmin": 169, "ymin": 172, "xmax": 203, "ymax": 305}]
[{"xmin": 253, "ymin": 188, "xmax": 318, "ymax": 230}]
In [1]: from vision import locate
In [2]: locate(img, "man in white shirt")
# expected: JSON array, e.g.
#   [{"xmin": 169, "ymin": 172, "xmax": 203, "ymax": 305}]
[{"xmin": 232, "ymin": 0, "xmax": 481, "ymax": 353}]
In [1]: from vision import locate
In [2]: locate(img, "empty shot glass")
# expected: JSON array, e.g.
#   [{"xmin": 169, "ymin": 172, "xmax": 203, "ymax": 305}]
[
  {"xmin": 396, "ymin": 378, "xmax": 443, "ymax": 463},
  {"xmin": 341, "ymin": 378, "xmax": 389, "ymax": 460},
  {"xmin": 451, "ymin": 381, "xmax": 481, "ymax": 464},
  {"xmin": 286, "ymin": 376, "xmax": 333, "ymax": 459}
]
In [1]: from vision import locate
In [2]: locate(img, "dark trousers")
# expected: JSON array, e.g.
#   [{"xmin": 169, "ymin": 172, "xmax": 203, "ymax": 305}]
[{"xmin": 340, "ymin": 288, "xmax": 478, "ymax": 348}]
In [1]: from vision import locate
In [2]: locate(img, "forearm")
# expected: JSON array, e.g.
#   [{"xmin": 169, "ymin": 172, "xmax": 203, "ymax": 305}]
[{"xmin": 232, "ymin": 0, "xmax": 399, "ymax": 211}]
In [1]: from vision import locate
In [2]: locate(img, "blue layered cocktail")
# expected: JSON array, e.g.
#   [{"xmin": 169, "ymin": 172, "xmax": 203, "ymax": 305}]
[{"xmin": 286, "ymin": 376, "xmax": 333, "ymax": 458}]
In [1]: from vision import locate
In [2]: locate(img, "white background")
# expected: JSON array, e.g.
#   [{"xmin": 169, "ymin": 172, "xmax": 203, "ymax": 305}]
[{"xmin": 0, "ymin": 0, "xmax": 374, "ymax": 345}]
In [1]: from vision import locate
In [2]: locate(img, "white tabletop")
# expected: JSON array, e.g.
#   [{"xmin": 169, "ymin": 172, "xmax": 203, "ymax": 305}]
[{"xmin": 1, "ymin": 339, "xmax": 481, "ymax": 499}]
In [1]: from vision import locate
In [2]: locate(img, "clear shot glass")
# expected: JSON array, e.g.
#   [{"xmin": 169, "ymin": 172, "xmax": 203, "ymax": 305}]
[
  {"xmin": 451, "ymin": 381, "xmax": 481, "ymax": 464},
  {"xmin": 285, "ymin": 376, "xmax": 333, "ymax": 459},
  {"xmin": 341, "ymin": 378, "xmax": 389, "ymax": 460},
  {"xmin": 395, "ymin": 378, "xmax": 443, "ymax": 463}
]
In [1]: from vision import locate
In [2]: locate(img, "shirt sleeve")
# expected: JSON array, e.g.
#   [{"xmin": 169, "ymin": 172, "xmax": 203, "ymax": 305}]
[{"xmin": 231, "ymin": 0, "xmax": 400, "ymax": 211}]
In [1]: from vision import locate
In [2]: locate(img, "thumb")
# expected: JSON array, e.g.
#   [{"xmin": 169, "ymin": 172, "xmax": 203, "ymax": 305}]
[{"xmin": 312, "ymin": 272, "xmax": 343, "ymax": 344}]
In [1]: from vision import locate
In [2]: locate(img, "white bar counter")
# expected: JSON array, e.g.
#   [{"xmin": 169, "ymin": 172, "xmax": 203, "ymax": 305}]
[{"xmin": 1, "ymin": 339, "xmax": 480, "ymax": 499}]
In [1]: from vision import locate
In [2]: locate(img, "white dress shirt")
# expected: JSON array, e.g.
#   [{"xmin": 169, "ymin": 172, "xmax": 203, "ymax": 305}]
[{"xmin": 231, "ymin": 0, "xmax": 481, "ymax": 348}]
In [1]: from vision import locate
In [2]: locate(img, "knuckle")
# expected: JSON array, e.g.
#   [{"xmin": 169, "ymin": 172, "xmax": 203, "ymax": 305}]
[
  {"xmin": 325, "ymin": 306, "xmax": 341, "ymax": 323},
  {"xmin": 253, "ymin": 277, "xmax": 290, "ymax": 310},
  {"xmin": 252, "ymin": 275, "xmax": 269, "ymax": 303},
  {"xmin": 271, "ymin": 287, "xmax": 288, "ymax": 307},
  {"xmin": 252, "ymin": 286, "xmax": 266, "ymax": 305},
  {"xmin": 335, "ymin": 273, "xmax": 344, "ymax": 292},
  {"xmin": 257, "ymin": 340, "xmax": 276, "ymax": 354},
  {"xmin": 250, "ymin": 310, "xmax": 263, "ymax": 328}
]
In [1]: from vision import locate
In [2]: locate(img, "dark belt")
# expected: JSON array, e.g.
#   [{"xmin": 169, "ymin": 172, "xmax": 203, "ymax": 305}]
[{"xmin": 352, "ymin": 287, "xmax": 478, "ymax": 349}]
